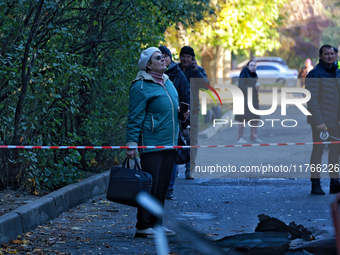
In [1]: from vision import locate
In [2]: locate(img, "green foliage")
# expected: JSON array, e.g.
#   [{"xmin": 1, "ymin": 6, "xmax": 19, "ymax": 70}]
[
  {"xmin": 24, "ymin": 150, "xmax": 84, "ymax": 192},
  {"xmin": 321, "ymin": 1, "xmax": 340, "ymax": 48},
  {"xmin": 0, "ymin": 0, "xmax": 209, "ymax": 191},
  {"xmin": 166, "ymin": 0, "xmax": 286, "ymax": 58},
  {"xmin": 262, "ymin": 1, "xmax": 336, "ymax": 70}
]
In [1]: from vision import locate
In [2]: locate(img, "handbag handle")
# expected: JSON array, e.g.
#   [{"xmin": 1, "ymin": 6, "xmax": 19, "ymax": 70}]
[{"xmin": 122, "ymin": 157, "xmax": 141, "ymax": 170}]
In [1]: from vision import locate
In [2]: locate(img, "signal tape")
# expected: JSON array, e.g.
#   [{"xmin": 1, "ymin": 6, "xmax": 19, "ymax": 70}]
[{"xmin": 0, "ymin": 141, "xmax": 339, "ymax": 149}]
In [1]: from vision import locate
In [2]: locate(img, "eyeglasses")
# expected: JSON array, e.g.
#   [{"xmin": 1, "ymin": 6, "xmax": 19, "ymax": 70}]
[{"xmin": 153, "ymin": 55, "xmax": 164, "ymax": 61}]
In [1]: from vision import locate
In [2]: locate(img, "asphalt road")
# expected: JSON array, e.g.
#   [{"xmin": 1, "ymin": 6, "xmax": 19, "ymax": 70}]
[{"xmin": 2, "ymin": 94, "xmax": 339, "ymax": 254}]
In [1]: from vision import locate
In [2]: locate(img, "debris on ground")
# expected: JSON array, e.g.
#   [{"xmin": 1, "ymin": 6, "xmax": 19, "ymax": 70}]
[{"xmin": 212, "ymin": 214, "xmax": 335, "ymax": 255}]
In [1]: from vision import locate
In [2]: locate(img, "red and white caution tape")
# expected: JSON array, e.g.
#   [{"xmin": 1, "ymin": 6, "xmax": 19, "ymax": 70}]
[{"xmin": 0, "ymin": 141, "xmax": 339, "ymax": 149}]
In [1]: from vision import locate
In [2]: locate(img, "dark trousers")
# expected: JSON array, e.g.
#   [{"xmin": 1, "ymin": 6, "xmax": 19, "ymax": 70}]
[
  {"xmin": 168, "ymin": 164, "xmax": 177, "ymax": 191},
  {"xmin": 185, "ymin": 113, "xmax": 198, "ymax": 172},
  {"xmin": 137, "ymin": 149, "xmax": 176, "ymax": 230},
  {"xmin": 310, "ymin": 126, "xmax": 340, "ymax": 180}
]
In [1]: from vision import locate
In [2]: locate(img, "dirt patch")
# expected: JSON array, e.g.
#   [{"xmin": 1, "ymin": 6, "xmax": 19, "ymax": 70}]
[
  {"xmin": 0, "ymin": 189, "xmax": 48, "ymax": 216},
  {"xmin": 0, "ymin": 172, "xmax": 102, "ymax": 217}
]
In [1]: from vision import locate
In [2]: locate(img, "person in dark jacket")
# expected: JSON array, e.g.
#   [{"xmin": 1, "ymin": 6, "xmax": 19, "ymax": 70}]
[
  {"xmin": 298, "ymin": 58, "xmax": 314, "ymax": 88},
  {"xmin": 178, "ymin": 46, "xmax": 209, "ymax": 179},
  {"xmin": 305, "ymin": 44, "xmax": 340, "ymax": 195},
  {"xmin": 125, "ymin": 47, "xmax": 180, "ymax": 238},
  {"xmin": 159, "ymin": 46, "xmax": 190, "ymax": 105},
  {"xmin": 159, "ymin": 45, "xmax": 190, "ymax": 199},
  {"xmin": 234, "ymin": 60, "xmax": 262, "ymax": 143}
]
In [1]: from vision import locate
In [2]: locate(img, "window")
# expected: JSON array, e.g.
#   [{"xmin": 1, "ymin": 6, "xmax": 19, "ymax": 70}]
[{"xmin": 256, "ymin": 65, "xmax": 279, "ymax": 71}]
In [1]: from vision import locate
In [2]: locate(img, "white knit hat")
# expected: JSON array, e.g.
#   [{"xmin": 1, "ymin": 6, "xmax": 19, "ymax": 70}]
[{"xmin": 138, "ymin": 47, "xmax": 161, "ymax": 71}]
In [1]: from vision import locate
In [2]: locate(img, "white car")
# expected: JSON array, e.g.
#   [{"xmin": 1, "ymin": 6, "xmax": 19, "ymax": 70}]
[{"xmin": 230, "ymin": 62, "xmax": 298, "ymax": 87}]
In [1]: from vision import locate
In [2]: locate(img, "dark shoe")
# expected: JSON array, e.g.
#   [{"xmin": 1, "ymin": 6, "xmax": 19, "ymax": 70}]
[
  {"xmin": 330, "ymin": 179, "xmax": 340, "ymax": 194},
  {"xmin": 135, "ymin": 228, "xmax": 156, "ymax": 238},
  {"xmin": 311, "ymin": 180, "xmax": 325, "ymax": 195},
  {"xmin": 185, "ymin": 169, "xmax": 194, "ymax": 179},
  {"xmin": 166, "ymin": 189, "xmax": 174, "ymax": 199}
]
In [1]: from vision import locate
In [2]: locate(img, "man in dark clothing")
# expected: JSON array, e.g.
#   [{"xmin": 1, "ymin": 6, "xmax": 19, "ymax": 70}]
[
  {"xmin": 159, "ymin": 46, "xmax": 190, "ymax": 198},
  {"xmin": 305, "ymin": 44, "xmax": 340, "ymax": 195},
  {"xmin": 159, "ymin": 46, "xmax": 190, "ymax": 104},
  {"xmin": 178, "ymin": 46, "xmax": 209, "ymax": 179}
]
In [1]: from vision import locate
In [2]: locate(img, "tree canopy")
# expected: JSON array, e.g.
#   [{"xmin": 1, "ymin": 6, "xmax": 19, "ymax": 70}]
[
  {"xmin": 0, "ymin": 0, "xmax": 209, "ymax": 191},
  {"xmin": 166, "ymin": 0, "xmax": 286, "ymax": 58}
]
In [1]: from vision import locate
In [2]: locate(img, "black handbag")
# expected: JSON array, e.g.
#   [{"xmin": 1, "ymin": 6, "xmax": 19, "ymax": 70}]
[
  {"xmin": 175, "ymin": 126, "xmax": 190, "ymax": 164},
  {"xmin": 106, "ymin": 158, "xmax": 153, "ymax": 207}
]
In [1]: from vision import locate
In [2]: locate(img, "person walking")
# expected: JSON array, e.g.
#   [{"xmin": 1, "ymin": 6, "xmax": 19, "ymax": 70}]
[
  {"xmin": 159, "ymin": 45, "xmax": 190, "ymax": 199},
  {"xmin": 305, "ymin": 44, "xmax": 340, "ymax": 195},
  {"xmin": 125, "ymin": 47, "xmax": 180, "ymax": 238},
  {"xmin": 178, "ymin": 46, "xmax": 209, "ymax": 179},
  {"xmin": 235, "ymin": 60, "xmax": 262, "ymax": 143}
]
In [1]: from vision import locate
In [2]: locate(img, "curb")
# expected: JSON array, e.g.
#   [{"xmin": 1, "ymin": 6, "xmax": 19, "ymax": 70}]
[
  {"xmin": 0, "ymin": 171, "xmax": 110, "ymax": 245},
  {"xmin": 199, "ymin": 109, "xmax": 233, "ymax": 140},
  {"xmin": 0, "ymin": 114, "xmax": 231, "ymax": 245}
]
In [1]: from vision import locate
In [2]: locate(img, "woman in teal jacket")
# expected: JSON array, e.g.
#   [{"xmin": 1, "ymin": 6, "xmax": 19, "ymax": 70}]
[{"xmin": 126, "ymin": 47, "xmax": 179, "ymax": 238}]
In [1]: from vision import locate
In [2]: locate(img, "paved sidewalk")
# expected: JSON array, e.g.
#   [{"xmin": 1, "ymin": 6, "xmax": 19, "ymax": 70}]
[
  {"xmin": 1, "ymin": 167, "xmax": 339, "ymax": 254},
  {"xmin": 0, "ymin": 166, "xmax": 205, "ymax": 254},
  {"xmin": 0, "ymin": 171, "xmax": 110, "ymax": 245}
]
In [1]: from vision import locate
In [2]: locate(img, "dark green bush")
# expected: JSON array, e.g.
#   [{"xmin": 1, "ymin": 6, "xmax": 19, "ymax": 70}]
[{"xmin": 0, "ymin": 0, "xmax": 209, "ymax": 192}]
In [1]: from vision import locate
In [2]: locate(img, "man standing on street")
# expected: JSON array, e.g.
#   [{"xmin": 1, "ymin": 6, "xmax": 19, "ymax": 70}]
[
  {"xmin": 178, "ymin": 46, "xmax": 209, "ymax": 179},
  {"xmin": 305, "ymin": 44, "xmax": 340, "ymax": 195}
]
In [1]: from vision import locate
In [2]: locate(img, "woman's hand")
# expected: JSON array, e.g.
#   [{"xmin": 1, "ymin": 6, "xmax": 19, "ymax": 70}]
[
  {"xmin": 178, "ymin": 107, "xmax": 190, "ymax": 120},
  {"xmin": 126, "ymin": 149, "xmax": 137, "ymax": 159},
  {"xmin": 183, "ymin": 110, "xmax": 190, "ymax": 119}
]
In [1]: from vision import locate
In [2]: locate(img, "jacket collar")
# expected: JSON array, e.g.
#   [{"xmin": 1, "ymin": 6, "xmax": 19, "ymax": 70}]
[
  {"xmin": 243, "ymin": 66, "xmax": 258, "ymax": 78},
  {"xmin": 133, "ymin": 70, "xmax": 169, "ymax": 84},
  {"xmin": 319, "ymin": 59, "xmax": 337, "ymax": 73}
]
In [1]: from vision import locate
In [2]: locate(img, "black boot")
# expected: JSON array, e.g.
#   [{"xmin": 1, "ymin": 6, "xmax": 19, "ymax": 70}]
[
  {"xmin": 311, "ymin": 179, "xmax": 325, "ymax": 195},
  {"xmin": 330, "ymin": 178, "xmax": 340, "ymax": 194}
]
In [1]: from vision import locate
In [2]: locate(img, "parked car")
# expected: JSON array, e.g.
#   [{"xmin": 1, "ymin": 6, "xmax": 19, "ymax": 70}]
[
  {"xmin": 253, "ymin": 56, "xmax": 287, "ymax": 66},
  {"xmin": 236, "ymin": 56, "xmax": 288, "ymax": 69},
  {"xmin": 230, "ymin": 61, "xmax": 298, "ymax": 87}
]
